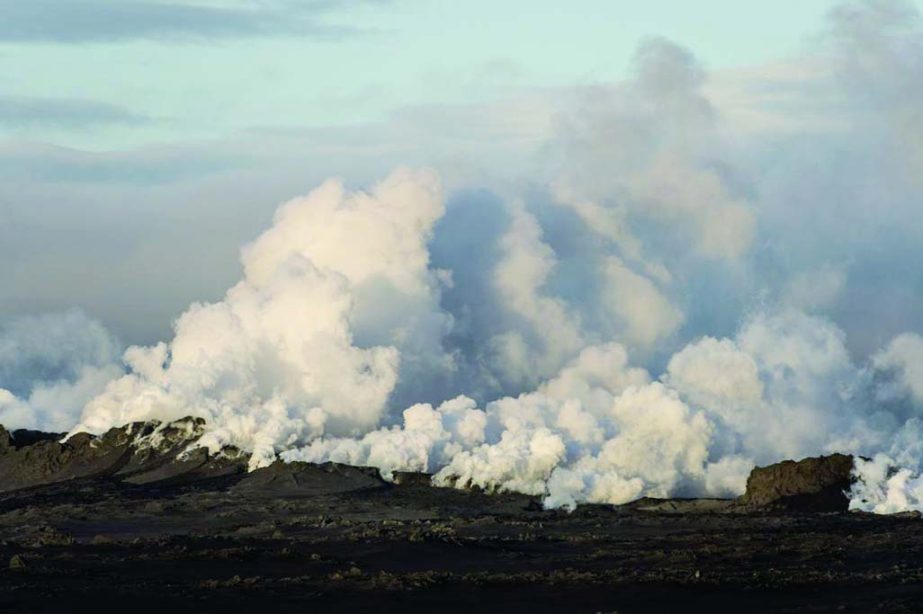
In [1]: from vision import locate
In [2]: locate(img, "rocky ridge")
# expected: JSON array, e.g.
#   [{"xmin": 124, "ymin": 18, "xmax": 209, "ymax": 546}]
[
  {"xmin": 0, "ymin": 418, "xmax": 859, "ymax": 511},
  {"xmin": 0, "ymin": 417, "xmax": 248, "ymax": 493}
]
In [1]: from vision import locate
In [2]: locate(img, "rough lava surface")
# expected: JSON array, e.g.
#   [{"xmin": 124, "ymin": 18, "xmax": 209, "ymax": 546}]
[{"xmin": 2, "ymin": 419, "xmax": 923, "ymax": 612}]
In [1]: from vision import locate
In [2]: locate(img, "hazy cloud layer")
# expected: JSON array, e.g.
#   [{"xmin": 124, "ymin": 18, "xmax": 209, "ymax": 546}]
[
  {"xmin": 0, "ymin": 96, "xmax": 150, "ymax": 129},
  {"xmin": 0, "ymin": 0, "xmax": 378, "ymax": 43}
]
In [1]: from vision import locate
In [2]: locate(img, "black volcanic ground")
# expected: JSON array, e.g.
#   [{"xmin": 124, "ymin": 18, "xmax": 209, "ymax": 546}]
[{"xmin": 1, "ymin": 420, "xmax": 923, "ymax": 613}]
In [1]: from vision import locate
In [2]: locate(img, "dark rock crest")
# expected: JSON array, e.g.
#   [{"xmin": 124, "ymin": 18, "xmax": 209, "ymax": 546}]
[{"xmin": 737, "ymin": 453, "xmax": 855, "ymax": 512}]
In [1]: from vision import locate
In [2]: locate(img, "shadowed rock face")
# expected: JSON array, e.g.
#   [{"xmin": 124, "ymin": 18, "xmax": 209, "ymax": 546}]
[
  {"xmin": 0, "ymin": 418, "xmax": 248, "ymax": 493},
  {"xmin": 0, "ymin": 428, "xmax": 65, "ymax": 450},
  {"xmin": 738, "ymin": 453, "xmax": 856, "ymax": 512},
  {"xmin": 0, "ymin": 419, "xmax": 395, "ymax": 499}
]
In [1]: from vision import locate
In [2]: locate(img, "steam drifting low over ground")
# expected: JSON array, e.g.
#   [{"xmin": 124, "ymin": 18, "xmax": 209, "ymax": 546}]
[{"xmin": 3, "ymin": 0, "xmax": 923, "ymax": 512}]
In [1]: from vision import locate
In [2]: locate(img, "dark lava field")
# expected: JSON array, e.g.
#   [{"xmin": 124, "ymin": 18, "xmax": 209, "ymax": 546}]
[{"xmin": 2, "ymin": 419, "xmax": 923, "ymax": 613}]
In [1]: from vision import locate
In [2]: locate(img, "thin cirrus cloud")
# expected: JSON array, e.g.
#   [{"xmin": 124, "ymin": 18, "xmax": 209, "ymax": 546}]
[
  {"xmin": 0, "ymin": 0, "xmax": 382, "ymax": 44},
  {"xmin": 0, "ymin": 96, "xmax": 152, "ymax": 129},
  {"xmin": 0, "ymin": 140, "xmax": 246, "ymax": 184}
]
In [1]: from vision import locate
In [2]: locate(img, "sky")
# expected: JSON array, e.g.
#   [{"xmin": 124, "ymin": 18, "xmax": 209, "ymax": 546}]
[
  {"xmin": 0, "ymin": 0, "xmax": 881, "ymax": 149},
  {"xmin": 2, "ymin": 0, "xmax": 922, "ymax": 348}
]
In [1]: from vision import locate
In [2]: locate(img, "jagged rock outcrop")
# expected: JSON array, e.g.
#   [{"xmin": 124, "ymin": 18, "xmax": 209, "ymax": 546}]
[
  {"xmin": 0, "ymin": 428, "xmax": 65, "ymax": 450},
  {"xmin": 0, "ymin": 418, "xmax": 392, "ymax": 497},
  {"xmin": 737, "ymin": 453, "xmax": 855, "ymax": 512},
  {"xmin": 0, "ymin": 417, "xmax": 247, "ymax": 492}
]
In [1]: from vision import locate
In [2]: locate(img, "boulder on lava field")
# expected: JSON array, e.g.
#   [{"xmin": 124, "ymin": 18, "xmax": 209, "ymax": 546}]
[{"xmin": 737, "ymin": 453, "xmax": 855, "ymax": 512}]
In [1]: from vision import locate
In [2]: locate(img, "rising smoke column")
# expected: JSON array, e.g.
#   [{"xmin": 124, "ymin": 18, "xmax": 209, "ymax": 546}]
[
  {"xmin": 285, "ymin": 17, "xmax": 923, "ymax": 508},
  {"xmin": 70, "ymin": 28, "xmax": 923, "ymax": 507},
  {"xmin": 72, "ymin": 168, "xmax": 451, "ymax": 467}
]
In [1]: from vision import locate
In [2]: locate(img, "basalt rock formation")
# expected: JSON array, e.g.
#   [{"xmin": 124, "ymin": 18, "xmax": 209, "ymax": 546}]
[
  {"xmin": 0, "ymin": 417, "xmax": 247, "ymax": 492},
  {"xmin": 0, "ymin": 418, "xmax": 402, "ymax": 499},
  {"xmin": 737, "ymin": 453, "xmax": 856, "ymax": 512}
]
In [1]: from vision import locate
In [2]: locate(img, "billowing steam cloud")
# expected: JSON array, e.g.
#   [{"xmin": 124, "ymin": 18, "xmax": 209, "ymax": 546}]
[
  {"xmin": 71, "ymin": 169, "xmax": 450, "ymax": 467},
  {"xmin": 284, "ymin": 310, "xmax": 922, "ymax": 509},
  {"xmin": 0, "ymin": 310, "xmax": 122, "ymax": 432},
  {"xmin": 3, "ymin": 0, "xmax": 923, "ymax": 511}
]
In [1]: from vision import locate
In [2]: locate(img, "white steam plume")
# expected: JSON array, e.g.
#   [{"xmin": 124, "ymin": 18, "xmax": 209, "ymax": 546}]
[
  {"xmin": 72, "ymin": 168, "xmax": 448, "ymax": 467},
  {"xmin": 286, "ymin": 310, "xmax": 922, "ymax": 509},
  {"xmin": 3, "ymin": 0, "xmax": 923, "ymax": 513}
]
